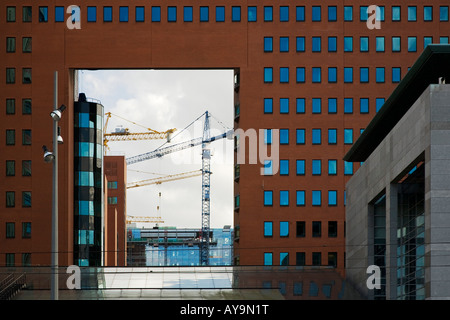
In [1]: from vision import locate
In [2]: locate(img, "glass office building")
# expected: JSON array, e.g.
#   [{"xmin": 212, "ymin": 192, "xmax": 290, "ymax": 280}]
[{"xmin": 73, "ymin": 93, "xmax": 104, "ymax": 266}]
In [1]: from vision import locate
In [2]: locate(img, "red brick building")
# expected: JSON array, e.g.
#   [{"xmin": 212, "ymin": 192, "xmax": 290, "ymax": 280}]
[{"xmin": 1, "ymin": 1, "xmax": 448, "ymax": 273}]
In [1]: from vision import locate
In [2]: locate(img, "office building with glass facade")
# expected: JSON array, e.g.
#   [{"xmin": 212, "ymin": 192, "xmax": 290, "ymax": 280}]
[{"xmin": 345, "ymin": 45, "xmax": 450, "ymax": 299}]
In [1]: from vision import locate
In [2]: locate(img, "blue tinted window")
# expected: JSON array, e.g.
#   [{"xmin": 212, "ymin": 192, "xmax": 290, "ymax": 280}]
[
  {"xmin": 312, "ymin": 37, "xmax": 321, "ymax": 52},
  {"xmin": 232, "ymin": 6, "xmax": 241, "ymax": 22},
  {"xmin": 392, "ymin": 6, "xmax": 401, "ymax": 21},
  {"xmin": 312, "ymin": 98, "xmax": 321, "ymax": 113},
  {"xmin": 136, "ymin": 7, "xmax": 144, "ymax": 22},
  {"xmin": 280, "ymin": 6, "xmax": 289, "ymax": 22},
  {"xmin": 296, "ymin": 98, "xmax": 305, "ymax": 113},
  {"xmin": 87, "ymin": 7, "xmax": 97, "ymax": 22},
  {"xmin": 376, "ymin": 67, "xmax": 385, "ymax": 83},
  {"xmin": 328, "ymin": 67, "xmax": 337, "ymax": 83},
  {"xmin": 39, "ymin": 7, "xmax": 48, "ymax": 22},
  {"xmin": 328, "ymin": 129, "xmax": 337, "ymax": 144},
  {"xmin": 344, "ymin": 37, "xmax": 353, "ymax": 52},
  {"xmin": 408, "ymin": 37, "xmax": 417, "ymax": 52},
  {"xmin": 312, "ymin": 191, "xmax": 321, "ymax": 206},
  {"xmin": 360, "ymin": 6, "xmax": 368, "ymax": 21},
  {"xmin": 280, "ymin": 98, "xmax": 289, "ymax": 114},
  {"xmin": 200, "ymin": 6, "xmax": 209, "ymax": 22},
  {"xmin": 312, "ymin": 129, "xmax": 321, "ymax": 145},
  {"xmin": 328, "ymin": 98, "xmax": 337, "ymax": 114},
  {"xmin": 264, "ymin": 222, "xmax": 273, "ymax": 237},
  {"xmin": 376, "ymin": 98, "xmax": 385, "ymax": 112},
  {"xmin": 296, "ymin": 160, "xmax": 305, "ymax": 175},
  {"xmin": 296, "ymin": 129, "xmax": 305, "ymax": 144},
  {"xmin": 119, "ymin": 7, "xmax": 128, "ymax": 22},
  {"xmin": 280, "ymin": 129, "xmax": 289, "ymax": 144},
  {"xmin": 312, "ymin": 6, "xmax": 321, "ymax": 21},
  {"xmin": 296, "ymin": 191, "xmax": 305, "ymax": 206},
  {"xmin": 152, "ymin": 7, "xmax": 161, "ymax": 22},
  {"xmin": 168, "ymin": 6, "xmax": 177, "ymax": 22},
  {"xmin": 344, "ymin": 161, "xmax": 353, "ymax": 175},
  {"xmin": 264, "ymin": 98, "xmax": 273, "ymax": 113},
  {"xmin": 360, "ymin": 98, "xmax": 369, "ymax": 113},
  {"xmin": 264, "ymin": 37, "xmax": 273, "ymax": 52},
  {"xmin": 280, "ymin": 191, "xmax": 289, "ymax": 206},
  {"xmin": 424, "ymin": 6, "xmax": 433, "ymax": 21},
  {"xmin": 312, "ymin": 67, "xmax": 321, "ymax": 83},
  {"xmin": 360, "ymin": 67, "xmax": 369, "ymax": 83},
  {"xmin": 296, "ymin": 67, "xmax": 305, "ymax": 83},
  {"xmin": 328, "ymin": 6, "xmax": 337, "ymax": 21},
  {"xmin": 344, "ymin": 129, "xmax": 353, "ymax": 144},
  {"xmin": 55, "ymin": 6, "xmax": 65, "ymax": 22},
  {"xmin": 392, "ymin": 67, "xmax": 401, "ymax": 83},
  {"xmin": 344, "ymin": 67, "xmax": 353, "ymax": 83},
  {"xmin": 328, "ymin": 191, "xmax": 337, "ymax": 206},
  {"xmin": 408, "ymin": 6, "xmax": 417, "ymax": 21},
  {"xmin": 344, "ymin": 6, "xmax": 353, "ymax": 21},
  {"xmin": 280, "ymin": 222, "xmax": 289, "ymax": 237},
  {"xmin": 264, "ymin": 67, "xmax": 273, "ymax": 83},
  {"xmin": 424, "ymin": 36, "xmax": 433, "ymax": 48},
  {"xmin": 216, "ymin": 6, "xmax": 225, "ymax": 22},
  {"xmin": 280, "ymin": 37, "xmax": 289, "ymax": 52},
  {"xmin": 280, "ymin": 67, "xmax": 289, "ymax": 83},
  {"xmin": 344, "ymin": 98, "xmax": 353, "ymax": 113},
  {"xmin": 440, "ymin": 37, "xmax": 449, "ymax": 44},
  {"xmin": 312, "ymin": 159, "xmax": 321, "ymax": 175},
  {"xmin": 264, "ymin": 129, "xmax": 272, "ymax": 144},
  {"xmin": 328, "ymin": 37, "xmax": 337, "ymax": 52},
  {"xmin": 296, "ymin": 6, "xmax": 305, "ymax": 21},
  {"xmin": 264, "ymin": 6, "xmax": 273, "ymax": 21},
  {"xmin": 184, "ymin": 7, "xmax": 193, "ymax": 22},
  {"xmin": 360, "ymin": 37, "xmax": 369, "ymax": 52},
  {"xmin": 104, "ymin": 7, "xmax": 112, "ymax": 22},
  {"xmin": 328, "ymin": 160, "xmax": 337, "ymax": 175},
  {"xmin": 264, "ymin": 253, "xmax": 273, "ymax": 265},
  {"xmin": 377, "ymin": 6, "xmax": 385, "ymax": 21},
  {"xmin": 376, "ymin": 37, "xmax": 385, "ymax": 52},
  {"xmin": 248, "ymin": 6, "xmax": 257, "ymax": 22},
  {"xmin": 392, "ymin": 37, "xmax": 401, "ymax": 52},
  {"xmin": 280, "ymin": 159, "xmax": 289, "ymax": 175},
  {"xmin": 296, "ymin": 37, "xmax": 305, "ymax": 52},
  {"xmin": 264, "ymin": 191, "xmax": 273, "ymax": 206},
  {"xmin": 440, "ymin": 6, "xmax": 449, "ymax": 21}
]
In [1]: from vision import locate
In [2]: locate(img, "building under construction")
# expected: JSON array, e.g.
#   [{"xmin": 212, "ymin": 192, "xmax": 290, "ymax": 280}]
[{"xmin": 127, "ymin": 225, "xmax": 233, "ymax": 266}]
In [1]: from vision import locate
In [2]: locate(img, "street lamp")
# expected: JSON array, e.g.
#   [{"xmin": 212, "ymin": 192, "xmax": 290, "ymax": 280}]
[{"xmin": 42, "ymin": 71, "xmax": 66, "ymax": 300}]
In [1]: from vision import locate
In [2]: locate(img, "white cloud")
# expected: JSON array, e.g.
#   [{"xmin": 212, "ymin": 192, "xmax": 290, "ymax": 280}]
[{"xmin": 80, "ymin": 69, "xmax": 234, "ymax": 229}]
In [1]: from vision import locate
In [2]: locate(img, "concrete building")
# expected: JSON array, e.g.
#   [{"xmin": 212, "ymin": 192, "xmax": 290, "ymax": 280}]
[
  {"xmin": 1, "ymin": 2, "xmax": 450, "ymax": 274},
  {"xmin": 344, "ymin": 45, "xmax": 450, "ymax": 299}
]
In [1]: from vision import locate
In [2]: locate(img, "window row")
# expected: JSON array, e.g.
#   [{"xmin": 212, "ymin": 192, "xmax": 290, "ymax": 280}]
[
  {"xmin": 263, "ymin": 66, "xmax": 412, "ymax": 84},
  {"xmin": 5, "ymin": 98, "xmax": 32, "ymax": 115},
  {"xmin": 264, "ymin": 128, "xmax": 364, "ymax": 149},
  {"xmin": 264, "ymin": 159, "xmax": 355, "ymax": 176},
  {"xmin": 5, "ymin": 191, "xmax": 32, "ymax": 208},
  {"xmin": 6, "ymin": 5, "xmax": 450, "ymax": 23},
  {"xmin": 4, "ymin": 222, "xmax": 32, "ymax": 239},
  {"xmin": 264, "ymin": 251, "xmax": 338, "ymax": 267},
  {"xmin": 5, "ymin": 68, "xmax": 32, "ymax": 84},
  {"xmin": 264, "ymin": 221, "xmax": 338, "ymax": 238},
  {"xmin": 5, "ymin": 129, "xmax": 32, "ymax": 145},
  {"xmin": 5, "ymin": 160, "xmax": 32, "ymax": 176},
  {"xmin": 263, "ymin": 189, "xmax": 346, "ymax": 207},
  {"xmin": 264, "ymin": 36, "xmax": 448, "ymax": 53},
  {"xmin": 3, "ymin": 253, "xmax": 31, "ymax": 267},
  {"xmin": 264, "ymin": 97, "xmax": 385, "ymax": 114},
  {"xmin": 5, "ymin": 37, "xmax": 32, "ymax": 53}
]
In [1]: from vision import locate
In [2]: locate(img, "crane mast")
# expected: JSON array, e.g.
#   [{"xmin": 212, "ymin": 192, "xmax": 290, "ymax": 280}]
[{"xmin": 200, "ymin": 111, "xmax": 211, "ymax": 266}]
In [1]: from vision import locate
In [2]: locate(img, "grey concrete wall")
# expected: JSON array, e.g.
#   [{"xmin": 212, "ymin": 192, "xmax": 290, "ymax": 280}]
[{"xmin": 346, "ymin": 84, "xmax": 450, "ymax": 299}]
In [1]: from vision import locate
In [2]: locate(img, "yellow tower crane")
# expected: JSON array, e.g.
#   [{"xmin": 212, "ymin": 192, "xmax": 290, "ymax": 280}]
[{"xmin": 103, "ymin": 112, "xmax": 176, "ymax": 152}]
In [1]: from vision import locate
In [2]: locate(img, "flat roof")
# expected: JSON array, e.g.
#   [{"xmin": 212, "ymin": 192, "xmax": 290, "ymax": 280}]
[{"xmin": 344, "ymin": 45, "xmax": 450, "ymax": 162}]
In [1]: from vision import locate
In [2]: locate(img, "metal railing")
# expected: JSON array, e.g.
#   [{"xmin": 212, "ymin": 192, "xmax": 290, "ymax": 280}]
[{"xmin": 0, "ymin": 273, "xmax": 27, "ymax": 300}]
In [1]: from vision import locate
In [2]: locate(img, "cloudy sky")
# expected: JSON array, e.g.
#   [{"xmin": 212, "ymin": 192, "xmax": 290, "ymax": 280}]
[{"xmin": 79, "ymin": 69, "xmax": 234, "ymax": 229}]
